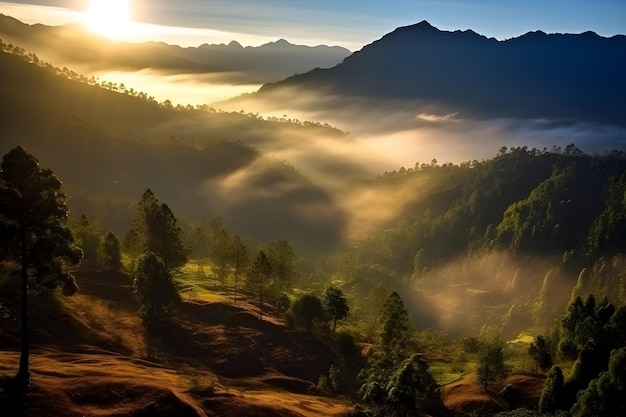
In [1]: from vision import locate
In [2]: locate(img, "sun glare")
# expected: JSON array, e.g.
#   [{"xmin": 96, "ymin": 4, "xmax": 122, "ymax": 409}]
[{"xmin": 84, "ymin": 0, "xmax": 135, "ymax": 39}]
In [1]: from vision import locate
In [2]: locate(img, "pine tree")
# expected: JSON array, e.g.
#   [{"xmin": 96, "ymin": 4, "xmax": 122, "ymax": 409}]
[
  {"xmin": 250, "ymin": 251, "xmax": 271, "ymax": 320},
  {"xmin": 133, "ymin": 251, "xmax": 181, "ymax": 329},
  {"xmin": 0, "ymin": 146, "xmax": 83, "ymax": 384},
  {"xmin": 380, "ymin": 291, "xmax": 414, "ymax": 362},
  {"xmin": 322, "ymin": 286, "xmax": 349, "ymax": 333},
  {"xmin": 102, "ymin": 231, "xmax": 122, "ymax": 271},
  {"xmin": 539, "ymin": 366, "xmax": 566, "ymax": 413}
]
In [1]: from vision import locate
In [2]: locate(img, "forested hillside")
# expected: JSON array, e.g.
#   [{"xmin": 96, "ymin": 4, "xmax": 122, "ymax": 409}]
[
  {"xmin": 0, "ymin": 44, "xmax": 348, "ymax": 251},
  {"xmin": 336, "ymin": 146, "xmax": 626, "ymax": 335}
]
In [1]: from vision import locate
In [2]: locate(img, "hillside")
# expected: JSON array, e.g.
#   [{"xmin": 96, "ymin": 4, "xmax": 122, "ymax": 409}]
[
  {"xmin": 254, "ymin": 21, "xmax": 626, "ymax": 127},
  {"xmin": 0, "ymin": 14, "xmax": 351, "ymax": 84},
  {"xmin": 0, "ymin": 48, "xmax": 349, "ymax": 251},
  {"xmin": 0, "ymin": 269, "xmax": 353, "ymax": 417}
]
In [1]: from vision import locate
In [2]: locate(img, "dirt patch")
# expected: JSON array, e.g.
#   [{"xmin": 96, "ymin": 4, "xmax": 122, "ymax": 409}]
[
  {"xmin": 443, "ymin": 373, "xmax": 546, "ymax": 415},
  {"xmin": 0, "ymin": 270, "xmax": 348, "ymax": 417}
]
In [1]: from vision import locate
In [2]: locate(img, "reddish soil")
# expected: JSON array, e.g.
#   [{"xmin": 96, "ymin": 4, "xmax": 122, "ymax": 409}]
[
  {"xmin": 0, "ymin": 269, "xmax": 351, "ymax": 417},
  {"xmin": 443, "ymin": 373, "xmax": 546, "ymax": 415}
]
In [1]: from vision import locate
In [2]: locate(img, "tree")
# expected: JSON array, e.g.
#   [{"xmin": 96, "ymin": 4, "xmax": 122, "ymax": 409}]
[
  {"xmin": 290, "ymin": 294, "xmax": 326, "ymax": 332},
  {"xmin": 571, "ymin": 348, "xmax": 626, "ymax": 417},
  {"xmin": 385, "ymin": 353, "xmax": 442, "ymax": 417},
  {"xmin": 230, "ymin": 235, "xmax": 250, "ymax": 303},
  {"xmin": 0, "ymin": 146, "xmax": 83, "ymax": 384},
  {"xmin": 249, "ymin": 251, "xmax": 271, "ymax": 320},
  {"xmin": 476, "ymin": 339, "xmax": 510, "ymax": 390},
  {"xmin": 131, "ymin": 190, "xmax": 188, "ymax": 271},
  {"xmin": 528, "ymin": 335, "xmax": 553, "ymax": 372},
  {"xmin": 102, "ymin": 231, "xmax": 122, "ymax": 271},
  {"xmin": 538, "ymin": 366, "xmax": 566, "ymax": 413},
  {"xmin": 380, "ymin": 292, "xmax": 414, "ymax": 362},
  {"xmin": 132, "ymin": 251, "xmax": 180, "ymax": 329},
  {"xmin": 72, "ymin": 214, "xmax": 103, "ymax": 266},
  {"xmin": 211, "ymin": 229, "xmax": 231, "ymax": 285},
  {"xmin": 322, "ymin": 286, "xmax": 349, "ymax": 333},
  {"xmin": 266, "ymin": 240, "xmax": 295, "ymax": 303},
  {"xmin": 145, "ymin": 203, "xmax": 188, "ymax": 270}
]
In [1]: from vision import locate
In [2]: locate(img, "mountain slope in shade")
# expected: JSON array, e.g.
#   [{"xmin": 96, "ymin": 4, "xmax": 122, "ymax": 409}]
[
  {"xmin": 0, "ymin": 14, "xmax": 351, "ymax": 83},
  {"xmin": 0, "ymin": 50, "xmax": 347, "ymax": 251},
  {"xmin": 259, "ymin": 21, "xmax": 626, "ymax": 126}
]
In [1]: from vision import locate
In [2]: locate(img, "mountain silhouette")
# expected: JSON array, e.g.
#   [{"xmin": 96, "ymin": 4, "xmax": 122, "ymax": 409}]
[
  {"xmin": 0, "ymin": 14, "xmax": 351, "ymax": 84},
  {"xmin": 259, "ymin": 21, "xmax": 626, "ymax": 126}
]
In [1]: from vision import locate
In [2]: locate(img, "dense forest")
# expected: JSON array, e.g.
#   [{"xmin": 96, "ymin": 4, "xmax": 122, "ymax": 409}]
[{"xmin": 1, "ymin": 34, "xmax": 626, "ymax": 417}]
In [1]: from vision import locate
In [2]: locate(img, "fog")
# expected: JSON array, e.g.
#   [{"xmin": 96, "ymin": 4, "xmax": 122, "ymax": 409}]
[
  {"xmin": 403, "ymin": 251, "xmax": 576, "ymax": 337},
  {"xmin": 92, "ymin": 69, "xmax": 261, "ymax": 104}
]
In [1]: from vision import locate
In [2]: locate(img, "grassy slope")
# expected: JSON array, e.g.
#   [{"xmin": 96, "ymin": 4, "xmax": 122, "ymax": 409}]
[{"xmin": 0, "ymin": 269, "xmax": 353, "ymax": 417}]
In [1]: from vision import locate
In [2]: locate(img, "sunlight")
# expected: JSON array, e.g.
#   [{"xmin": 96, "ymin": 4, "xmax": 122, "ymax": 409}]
[{"xmin": 83, "ymin": 0, "xmax": 136, "ymax": 40}]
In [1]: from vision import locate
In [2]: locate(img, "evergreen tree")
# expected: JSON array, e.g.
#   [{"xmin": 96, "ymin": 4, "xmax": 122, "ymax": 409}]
[
  {"xmin": 102, "ymin": 231, "xmax": 122, "ymax": 271},
  {"xmin": 528, "ymin": 335, "xmax": 553, "ymax": 372},
  {"xmin": 130, "ymin": 190, "xmax": 188, "ymax": 271},
  {"xmin": 230, "ymin": 234, "xmax": 250, "ymax": 303},
  {"xmin": 538, "ymin": 366, "xmax": 566, "ymax": 413},
  {"xmin": 266, "ymin": 240, "xmax": 295, "ymax": 303},
  {"xmin": 380, "ymin": 292, "xmax": 414, "ymax": 362},
  {"xmin": 145, "ymin": 202, "xmax": 188, "ymax": 270},
  {"xmin": 322, "ymin": 285, "xmax": 350, "ymax": 333},
  {"xmin": 211, "ymin": 229, "xmax": 231, "ymax": 285},
  {"xmin": 570, "ymin": 348, "xmax": 626, "ymax": 417},
  {"xmin": 0, "ymin": 146, "xmax": 83, "ymax": 384},
  {"xmin": 132, "ymin": 251, "xmax": 180, "ymax": 329},
  {"xmin": 291, "ymin": 293, "xmax": 326, "ymax": 332},
  {"xmin": 385, "ymin": 353, "xmax": 442, "ymax": 417},
  {"xmin": 249, "ymin": 251, "xmax": 271, "ymax": 320}
]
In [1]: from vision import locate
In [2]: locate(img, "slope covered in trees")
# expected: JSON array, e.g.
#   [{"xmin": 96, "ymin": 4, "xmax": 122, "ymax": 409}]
[
  {"xmin": 0, "ymin": 46, "xmax": 348, "ymax": 251},
  {"xmin": 336, "ymin": 146, "xmax": 626, "ymax": 335}
]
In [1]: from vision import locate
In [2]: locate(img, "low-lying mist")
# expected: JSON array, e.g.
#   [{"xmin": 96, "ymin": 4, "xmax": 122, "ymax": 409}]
[{"xmin": 403, "ymin": 251, "xmax": 575, "ymax": 338}]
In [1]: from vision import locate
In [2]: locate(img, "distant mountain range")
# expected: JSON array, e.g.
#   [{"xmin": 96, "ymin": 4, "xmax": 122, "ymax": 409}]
[
  {"xmin": 0, "ymin": 14, "xmax": 351, "ymax": 83},
  {"xmin": 257, "ymin": 21, "xmax": 626, "ymax": 126}
]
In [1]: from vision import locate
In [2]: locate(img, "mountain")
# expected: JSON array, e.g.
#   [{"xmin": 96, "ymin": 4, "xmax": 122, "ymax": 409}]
[
  {"xmin": 0, "ymin": 14, "xmax": 351, "ymax": 84},
  {"xmin": 0, "ymin": 48, "xmax": 347, "ymax": 251},
  {"xmin": 258, "ymin": 21, "xmax": 626, "ymax": 126}
]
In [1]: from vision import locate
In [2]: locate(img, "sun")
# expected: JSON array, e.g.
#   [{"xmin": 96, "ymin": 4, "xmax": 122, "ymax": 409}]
[{"xmin": 84, "ymin": 0, "xmax": 133, "ymax": 39}]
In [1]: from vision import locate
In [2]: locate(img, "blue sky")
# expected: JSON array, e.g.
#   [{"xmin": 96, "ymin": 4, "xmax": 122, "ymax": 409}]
[{"xmin": 1, "ymin": 0, "xmax": 625, "ymax": 49}]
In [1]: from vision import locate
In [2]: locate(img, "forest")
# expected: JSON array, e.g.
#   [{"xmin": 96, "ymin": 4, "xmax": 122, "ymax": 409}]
[{"xmin": 1, "ymin": 30, "xmax": 626, "ymax": 417}]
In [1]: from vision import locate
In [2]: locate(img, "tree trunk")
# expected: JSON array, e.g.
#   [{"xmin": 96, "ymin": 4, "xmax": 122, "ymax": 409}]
[{"xmin": 17, "ymin": 227, "xmax": 29, "ymax": 385}]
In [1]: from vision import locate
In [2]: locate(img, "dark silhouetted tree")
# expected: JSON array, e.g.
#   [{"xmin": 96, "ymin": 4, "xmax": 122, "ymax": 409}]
[
  {"xmin": 230, "ymin": 234, "xmax": 250, "ymax": 303},
  {"xmin": 570, "ymin": 347, "xmax": 626, "ymax": 417},
  {"xmin": 131, "ymin": 190, "xmax": 188, "ymax": 271},
  {"xmin": 528, "ymin": 335, "xmax": 553, "ymax": 372},
  {"xmin": 291, "ymin": 294, "xmax": 326, "ymax": 332},
  {"xmin": 132, "ymin": 251, "xmax": 180, "ymax": 329},
  {"xmin": 211, "ymin": 229, "xmax": 231, "ymax": 285},
  {"xmin": 538, "ymin": 366, "xmax": 566, "ymax": 414},
  {"xmin": 266, "ymin": 240, "xmax": 295, "ymax": 304},
  {"xmin": 249, "ymin": 251, "xmax": 271, "ymax": 320},
  {"xmin": 0, "ymin": 146, "xmax": 83, "ymax": 384},
  {"xmin": 102, "ymin": 231, "xmax": 122, "ymax": 271},
  {"xmin": 322, "ymin": 286, "xmax": 349, "ymax": 333},
  {"xmin": 145, "ymin": 202, "xmax": 188, "ymax": 271},
  {"xmin": 380, "ymin": 291, "xmax": 414, "ymax": 362}
]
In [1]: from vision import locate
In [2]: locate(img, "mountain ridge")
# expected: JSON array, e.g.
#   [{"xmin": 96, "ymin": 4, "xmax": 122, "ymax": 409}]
[
  {"xmin": 0, "ymin": 14, "xmax": 351, "ymax": 83},
  {"xmin": 258, "ymin": 20, "xmax": 626, "ymax": 126}
]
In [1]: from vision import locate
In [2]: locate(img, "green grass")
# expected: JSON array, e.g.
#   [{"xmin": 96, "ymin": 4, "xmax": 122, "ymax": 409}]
[{"xmin": 429, "ymin": 361, "xmax": 465, "ymax": 385}]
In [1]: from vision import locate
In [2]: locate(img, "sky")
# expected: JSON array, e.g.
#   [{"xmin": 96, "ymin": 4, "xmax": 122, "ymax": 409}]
[{"xmin": 1, "ymin": 0, "xmax": 625, "ymax": 50}]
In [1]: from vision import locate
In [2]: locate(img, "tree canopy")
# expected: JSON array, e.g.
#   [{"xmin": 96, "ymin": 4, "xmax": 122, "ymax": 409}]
[{"xmin": 0, "ymin": 145, "xmax": 83, "ymax": 383}]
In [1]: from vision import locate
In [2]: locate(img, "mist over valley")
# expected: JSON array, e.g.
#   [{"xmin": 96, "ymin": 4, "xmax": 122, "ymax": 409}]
[{"xmin": 2, "ymin": 9, "xmax": 626, "ymax": 417}]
